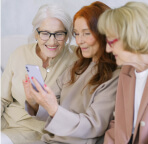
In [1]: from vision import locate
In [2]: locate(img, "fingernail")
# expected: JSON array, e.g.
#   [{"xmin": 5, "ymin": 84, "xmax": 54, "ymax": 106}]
[
  {"xmin": 44, "ymin": 84, "xmax": 47, "ymax": 87},
  {"xmin": 31, "ymin": 77, "xmax": 34, "ymax": 79},
  {"xmin": 28, "ymin": 77, "xmax": 30, "ymax": 80},
  {"xmin": 25, "ymin": 80, "xmax": 28, "ymax": 83}
]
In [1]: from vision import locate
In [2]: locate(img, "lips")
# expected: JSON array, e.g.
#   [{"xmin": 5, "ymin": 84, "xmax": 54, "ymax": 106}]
[
  {"xmin": 46, "ymin": 45, "xmax": 57, "ymax": 50},
  {"xmin": 81, "ymin": 47, "xmax": 88, "ymax": 50}
]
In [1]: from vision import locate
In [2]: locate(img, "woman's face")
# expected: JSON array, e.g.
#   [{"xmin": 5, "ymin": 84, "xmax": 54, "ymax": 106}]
[
  {"xmin": 106, "ymin": 36, "xmax": 134, "ymax": 66},
  {"xmin": 36, "ymin": 17, "xmax": 67, "ymax": 60},
  {"xmin": 74, "ymin": 17, "xmax": 100, "ymax": 62}
]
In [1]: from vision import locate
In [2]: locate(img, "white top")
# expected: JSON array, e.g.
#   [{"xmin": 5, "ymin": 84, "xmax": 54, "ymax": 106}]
[{"xmin": 132, "ymin": 68, "xmax": 148, "ymax": 133}]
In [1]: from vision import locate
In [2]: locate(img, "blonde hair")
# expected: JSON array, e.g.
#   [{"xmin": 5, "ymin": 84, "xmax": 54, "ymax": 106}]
[{"xmin": 98, "ymin": 2, "xmax": 148, "ymax": 54}]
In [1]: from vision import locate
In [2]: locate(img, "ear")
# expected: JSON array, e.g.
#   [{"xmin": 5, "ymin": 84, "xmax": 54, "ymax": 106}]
[{"xmin": 35, "ymin": 31, "xmax": 38, "ymax": 40}]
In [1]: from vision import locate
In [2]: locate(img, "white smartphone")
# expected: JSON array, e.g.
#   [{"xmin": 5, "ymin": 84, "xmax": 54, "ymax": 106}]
[{"xmin": 25, "ymin": 65, "xmax": 45, "ymax": 92}]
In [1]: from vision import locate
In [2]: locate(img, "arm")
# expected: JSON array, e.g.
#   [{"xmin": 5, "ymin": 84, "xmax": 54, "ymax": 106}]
[
  {"xmin": 103, "ymin": 120, "xmax": 115, "ymax": 144},
  {"xmin": 23, "ymin": 74, "xmax": 39, "ymax": 113},
  {"xmin": 1, "ymin": 55, "xmax": 13, "ymax": 116},
  {"xmin": 44, "ymin": 70, "xmax": 119, "ymax": 138}
]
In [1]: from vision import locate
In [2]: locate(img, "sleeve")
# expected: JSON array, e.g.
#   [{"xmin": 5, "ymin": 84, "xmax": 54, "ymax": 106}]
[
  {"xmin": 50, "ymin": 66, "xmax": 72, "ymax": 104},
  {"xmin": 25, "ymin": 101, "xmax": 50, "ymax": 121},
  {"xmin": 103, "ymin": 120, "xmax": 115, "ymax": 144},
  {"xmin": 43, "ymin": 71, "xmax": 119, "ymax": 139},
  {"xmin": 1, "ymin": 55, "xmax": 13, "ymax": 116}
]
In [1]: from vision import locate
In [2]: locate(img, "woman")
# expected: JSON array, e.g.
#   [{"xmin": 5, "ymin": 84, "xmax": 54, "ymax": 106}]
[
  {"xmin": 1, "ymin": 4, "xmax": 77, "ymax": 144},
  {"xmin": 23, "ymin": 1, "xmax": 120, "ymax": 144},
  {"xmin": 98, "ymin": 2, "xmax": 148, "ymax": 144}
]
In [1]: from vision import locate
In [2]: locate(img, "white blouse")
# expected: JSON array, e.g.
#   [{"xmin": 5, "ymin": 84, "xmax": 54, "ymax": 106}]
[{"xmin": 133, "ymin": 68, "xmax": 148, "ymax": 133}]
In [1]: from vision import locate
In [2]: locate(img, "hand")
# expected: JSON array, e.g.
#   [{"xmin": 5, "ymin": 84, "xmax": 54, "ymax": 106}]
[
  {"xmin": 30, "ymin": 77, "xmax": 58, "ymax": 117},
  {"xmin": 22, "ymin": 74, "xmax": 39, "ymax": 111}
]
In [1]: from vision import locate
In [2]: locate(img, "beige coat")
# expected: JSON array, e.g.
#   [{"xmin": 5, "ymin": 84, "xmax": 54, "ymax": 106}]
[
  {"xmin": 104, "ymin": 65, "xmax": 148, "ymax": 144},
  {"xmin": 26, "ymin": 62, "xmax": 120, "ymax": 144},
  {"xmin": 1, "ymin": 43, "xmax": 77, "ymax": 144}
]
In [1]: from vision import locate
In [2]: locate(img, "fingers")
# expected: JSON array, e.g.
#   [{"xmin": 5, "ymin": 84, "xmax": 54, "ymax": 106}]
[
  {"xmin": 22, "ymin": 79, "xmax": 29, "ymax": 89},
  {"xmin": 31, "ymin": 77, "xmax": 45, "ymax": 94},
  {"xmin": 23, "ymin": 75, "xmax": 35, "ymax": 97},
  {"xmin": 25, "ymin": 74, "xmax": 31, "ymax": 83},
  {"xmin": 25, "ymin": 74, "xmax": 28, "ymax": 81},
  {"xmin": 28, "ymin": 78, "xmax": 58, "ymax": 116},
  {"xmin": 23, "ymin": 74, "xmax": 30, "ymax": 85},
  {"xmin": 44, "ymin": 84, "xmax": 54, "ymax": 95}
]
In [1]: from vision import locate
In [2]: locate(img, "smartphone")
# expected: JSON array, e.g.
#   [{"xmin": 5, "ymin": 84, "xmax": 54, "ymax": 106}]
[{"xmin": 25, "ymin": 65, "xmax": 45, "ymax": 92}]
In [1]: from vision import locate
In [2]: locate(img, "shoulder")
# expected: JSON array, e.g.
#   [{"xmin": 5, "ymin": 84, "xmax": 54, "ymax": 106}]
[
  {"xmin": 61, "ymin": 44, "xmax": 78, "ymax": 65},
  {"xmin": 112, "ymin": 68, "xmax": 121, "ymax": 78},
  {"xmin": 11, "ymin": 43, "xmax": 35, "ymax": 56},
  {"xmin": 120, "ymin": 65, "xmax": 135, "ymax": 75},
  {"xmin": 94, "ymin": 68, "xmax": 120, "ymax": 93},
  {"xmin": 7, "ymin": 43, "xmax": 36, "ymax": 65},
  {"xmin": 100, "ymin": 68, "xmax": 121, "ymax": 88}
]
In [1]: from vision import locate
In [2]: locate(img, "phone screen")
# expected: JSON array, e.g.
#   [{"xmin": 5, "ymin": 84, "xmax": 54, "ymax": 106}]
[{"xmin": 25, "ymin": 65, "xmax": 45, "ymax": 92}]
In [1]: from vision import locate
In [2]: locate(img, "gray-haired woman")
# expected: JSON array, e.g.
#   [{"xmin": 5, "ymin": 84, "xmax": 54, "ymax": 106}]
[{"xmin": 1, "ymin": 4, "xmax": 77, "ymax": 144}]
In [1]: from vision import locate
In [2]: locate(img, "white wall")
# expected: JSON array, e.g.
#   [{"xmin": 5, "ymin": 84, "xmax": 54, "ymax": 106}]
[
  {"xmin": 1, "ymin": 0, "xmax": 148, "ymax": 70},
  {"xmin": 2, "ymin": 0, "xmax": 148, "ymax": 37}
]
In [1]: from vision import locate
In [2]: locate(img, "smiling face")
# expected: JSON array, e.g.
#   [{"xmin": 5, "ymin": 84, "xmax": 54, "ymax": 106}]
[
  {"xmin": 74, "ymin": 17, "xmax": 100, "ymax": 62},
  {"xmin": 36, "ymin": 17, "xmax": 67, "ymax": 61}
]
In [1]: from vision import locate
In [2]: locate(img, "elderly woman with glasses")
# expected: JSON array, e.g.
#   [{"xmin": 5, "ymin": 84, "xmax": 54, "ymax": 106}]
[
  {"xmin": 98, "ymin": 2, "xmax": 148, "ymax": 144},
  {"xmin": 23, "ymin": 1, "xmax": 120, "ymax": 144},
  {"xmin": 1, "ymin": 4, "xmax": 77, "ymax": 144}
]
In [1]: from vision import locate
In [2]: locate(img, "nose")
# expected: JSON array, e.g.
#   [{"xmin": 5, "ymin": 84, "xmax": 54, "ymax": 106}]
[
  {"xmin": 106, "ymin": 43, "xmax": 113, "ymax": 53},
  {"xmin": 76, "ymin": 35, "xmax": 84, "ymax": 45},
  {"xmin": 46, "ymin": 35, "xmax": 56, "ymax": 45}
]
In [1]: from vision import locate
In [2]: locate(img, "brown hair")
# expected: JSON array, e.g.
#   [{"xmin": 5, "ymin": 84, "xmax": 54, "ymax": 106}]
[{"xmin": 70, "ymin": 1, "xmax": 117, "ymax": 93}]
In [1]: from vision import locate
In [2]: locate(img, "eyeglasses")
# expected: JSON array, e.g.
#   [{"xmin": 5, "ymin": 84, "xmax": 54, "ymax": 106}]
[
  {"xmin": 36, "ymin": 29, "xmax": 67, "ymax": 41},
  {"xmin": 106, "ymin": 38, "xmax": 118, "ymax": 47}
]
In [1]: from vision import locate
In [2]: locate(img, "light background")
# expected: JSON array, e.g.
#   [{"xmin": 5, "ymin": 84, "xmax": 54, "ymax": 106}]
[
  {"xmin": 2, "ymin": 0, "xmax": 148, "ymax": 37},
  {"xmin": 1, "ymin": 0, "xmax": 148, "ymax": 70}
]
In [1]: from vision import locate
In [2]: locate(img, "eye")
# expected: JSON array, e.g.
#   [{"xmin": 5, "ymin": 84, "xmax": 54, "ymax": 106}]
[
  {"xmin": 73, "ymin": 32, "xmax": 79, "ymax": 37},
  {"xmin": 84, "ymin": 33, "xmax": 91, "ymax": 36},
  {"xmin": 84, "ymin": 32, "xmax": 91, "ymax": 36},
  {"xmin": 41, "ymin": 32, "xmax": 49, "ymax": 35},
  {"xmin": 56, "ymin": 32, "xmax": 65, "ymax": 36}
]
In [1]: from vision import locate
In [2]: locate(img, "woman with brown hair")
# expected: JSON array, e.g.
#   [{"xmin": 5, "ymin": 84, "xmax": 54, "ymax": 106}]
[{"xmin": 23, "ymin": 1, "xmax": 120, "ymax": 144}]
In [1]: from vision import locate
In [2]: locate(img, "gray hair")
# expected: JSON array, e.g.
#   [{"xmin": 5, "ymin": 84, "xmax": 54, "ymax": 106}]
[
  {"xmin": 98, "ymin": 2, "xmax": 148, "ymax": 54},
  {"xmin": 29, "ymin": 4, "xmax": 72, "ymax": 50}
]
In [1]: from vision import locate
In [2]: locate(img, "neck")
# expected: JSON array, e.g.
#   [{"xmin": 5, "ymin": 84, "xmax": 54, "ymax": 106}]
[
  {"xmin": 128, "ymin": 54, "xmax": 148, "ymax": 72},
  {"xmin": 36, "ymin": 45, "xmax": 51, "ymax": 68},
  {"xmin": 135, "ymin": 64, "xmax": 148, "ymax": 72}
]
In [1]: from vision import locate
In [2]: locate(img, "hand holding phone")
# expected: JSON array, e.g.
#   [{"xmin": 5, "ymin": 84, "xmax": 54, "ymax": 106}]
[{"xmin": 25, "ymin": 65, "xmax": 45, "ymax": 92}]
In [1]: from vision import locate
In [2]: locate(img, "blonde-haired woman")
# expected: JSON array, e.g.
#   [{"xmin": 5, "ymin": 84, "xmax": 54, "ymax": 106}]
[{"xmin": 98, "ymin": 2, "xmax": 148, "ymax": 144}]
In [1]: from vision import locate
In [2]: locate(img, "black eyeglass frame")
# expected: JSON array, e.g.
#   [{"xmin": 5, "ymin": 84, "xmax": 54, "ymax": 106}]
[{"xmin": 36, "ymin": 29, "xmax": 67, "ymax": 41}]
